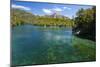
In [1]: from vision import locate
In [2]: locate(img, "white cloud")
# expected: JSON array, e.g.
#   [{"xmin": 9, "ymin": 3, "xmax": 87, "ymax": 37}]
[
  {"xmin": 52, "ymin": 7, "xmax": 71, "ymax": 12},
  {"xmin": 42, "ymin": 7, "xmax": 63, "ymax": 14},
  {"xmin": 63, "ymin": 7, "xmax": 71, "ymax": 10},
  {"xmin": 63, "ymin": 7, "xmax": 67, "ymax": 9},
  {"xmin": 42, "ymin": 6, "xmax": 71, "ymax": 14},
  {"xmin": 42, "ymin": 8, "xmax": 52, "ymax": 14},
  {"xmin": 12, "ymin": 4, "xmax": 31, "ymax": 11},
  {"xmin": 53, "ymin": 7, "xmax": 62, "ymax": 11}
]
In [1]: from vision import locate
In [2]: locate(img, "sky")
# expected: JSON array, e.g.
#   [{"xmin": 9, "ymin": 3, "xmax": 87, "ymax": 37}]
[{"xmin": 11, "ymin": 0, "xmax": 93, "ymax": 18}]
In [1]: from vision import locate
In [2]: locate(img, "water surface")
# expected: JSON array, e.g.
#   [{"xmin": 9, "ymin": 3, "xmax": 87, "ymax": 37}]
[{"xmin": 12, "ymin": 25, "xmax": 95, "ymax": 66}]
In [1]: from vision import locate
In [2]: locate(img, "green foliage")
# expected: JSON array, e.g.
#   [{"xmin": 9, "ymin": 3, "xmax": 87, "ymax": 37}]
[
  {"xmin": 11, "ymin": 9, "xmax": 36, "ymax": 26},
  {"xmin": 73, "ymin": 6, "xmax": 96, "ymax": 41},
  {"xmin": 11, "ymin": 8, "xmax": 73, "ymax": 27}
]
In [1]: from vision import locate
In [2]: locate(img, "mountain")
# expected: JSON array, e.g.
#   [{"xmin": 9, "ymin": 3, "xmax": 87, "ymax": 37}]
[
  {"xmin": 11, "ymin": 8, "xmax": 73, "ymax": 27},
  {"xmin": 44, "ymin": 11, "xmax": 70, "ymax": 20}
]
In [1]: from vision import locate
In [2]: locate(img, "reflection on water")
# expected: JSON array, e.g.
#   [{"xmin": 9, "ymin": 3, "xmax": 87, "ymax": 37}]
[
  {"xmin": 11, "ymin": 25, "xmax": 77, "ymax": 66},
  {"xmin": 44, "ymin": 30, "xmax": 72, "ymax": 43}
]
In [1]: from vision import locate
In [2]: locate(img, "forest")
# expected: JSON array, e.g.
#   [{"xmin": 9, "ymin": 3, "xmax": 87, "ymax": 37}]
[{"xmin": 72, "ymin": 6, "xmax": 96, "ymax": 41}]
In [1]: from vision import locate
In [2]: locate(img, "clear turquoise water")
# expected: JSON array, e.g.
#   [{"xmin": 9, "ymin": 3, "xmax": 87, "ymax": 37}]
[
  {"xmin": 11, "ymin": 25, "xmax": 95, "ymax": 66},
  {"xmin": 12, "ymin": 25, "xmax": 74, "ymax": 65}
]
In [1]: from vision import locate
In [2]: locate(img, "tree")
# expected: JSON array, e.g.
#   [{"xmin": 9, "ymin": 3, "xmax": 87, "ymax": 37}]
[{"xmin": 73, "ymin": 6, "xmax": 96, "ymax": 41}]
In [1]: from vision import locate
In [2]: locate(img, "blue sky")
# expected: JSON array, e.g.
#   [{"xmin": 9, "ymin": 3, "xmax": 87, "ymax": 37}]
[{"xmin": 11, "ymin": 0, "xmax": 93, "ymax": 18}]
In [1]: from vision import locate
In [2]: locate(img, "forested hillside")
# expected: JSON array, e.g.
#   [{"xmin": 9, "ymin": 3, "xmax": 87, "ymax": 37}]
[
  {"xmin": 72, "ymin": 6, "xmax": 96, "ymax": 41},
  {"xmin": 11, "ymin": 8, "xmax": 73, "ymax": 27}
]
